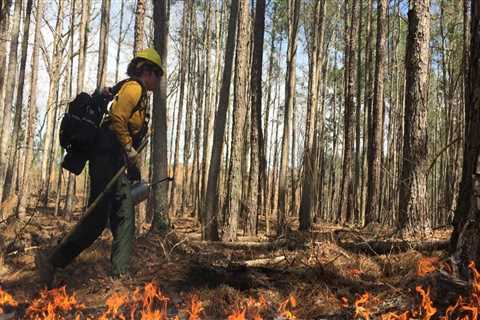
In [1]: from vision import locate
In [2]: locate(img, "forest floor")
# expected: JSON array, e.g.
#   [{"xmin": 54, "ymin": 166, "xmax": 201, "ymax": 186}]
[{"xmin": 0, "ymin": 199, "xmax": 463, "ymax": 319}]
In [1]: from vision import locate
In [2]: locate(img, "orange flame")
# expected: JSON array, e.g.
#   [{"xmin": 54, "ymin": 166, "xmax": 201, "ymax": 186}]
[
  {"xmin": 188, "ymin": 295, "xmax": 203, "ymax": 320},
  {"xmin": 0, "ymin": 287, "xmax": 18, "ymax": 314},
  {"xmin": 354, "ymin": 292, "xmax": 370, "ymax": 320},
  {"xmin": 380, "ymin": 311, "xmax": 409, "ymax": 320},
  {"xmin": 26, "ymin": 286, "xmax": 84, "ymax": 320},
  {"xmin": 416, "ymin": 257, "xmax": 439, "ymax": 277},
  {"xmin": 277, "ymin": 295, "xmax": 297, "ymax": 319},
  {"xmin": 415, "ymin": 286, "xmax": 437, "ymax": 320}
]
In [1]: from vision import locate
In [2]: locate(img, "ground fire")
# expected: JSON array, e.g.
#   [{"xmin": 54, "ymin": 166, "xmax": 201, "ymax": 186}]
[{"xmin": 5, "ymin": 258, "xmax": 480, "ymax": 318}]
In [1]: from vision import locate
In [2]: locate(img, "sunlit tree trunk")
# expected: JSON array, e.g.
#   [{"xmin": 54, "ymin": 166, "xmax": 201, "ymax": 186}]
[
  {"xmin": 299, "ymin": 0, "xmax": 324, "ymax": 231},
  {"xmin": 18, "ymin": 0, "xmax": 44, "ymax": 217},
  {"xmin": 246, "ymin": 0, "xmax": 266, "ymax": 236},
  {"xmin": 398, "ymin": 0, "xmax": 431, "ymax": 235},
  {"xmin": 2, "ymin": 0, "xmax": 33, "ymax": 208},
  {"xmin": 277, "ymin": 0, "xmax": 300, "ymax": 236},
  {"xmin": 97, "ymin": 0, "xmax": 111, "ymax": 88},
  {"xmin": 0, "ymin": 0, "xmax": 22, "ymax": 208},
  {"xmin": 40, "ymin": 0, "xmax": 65, "ymax": 206},
  {"xmin": 150, "ymin": 0, "xmax": 170, "ymax": 233},
  {"xmin": 202, "ymin": 0, "xmax": 239, "ymax": 241},
  {"xmin": 169, "ymin": 0, "xmax": 191, "ymax": 213},
  {"xmin": 134, "ymin": 0, "xmax": 145, "ymax": 55},
  {"xmin": 365, "ymin": 0, "xmax": 387, "ymax": 225},
  {"xmin": 339, "ymin": 0, "xmax": 358, "ymax": 224}
]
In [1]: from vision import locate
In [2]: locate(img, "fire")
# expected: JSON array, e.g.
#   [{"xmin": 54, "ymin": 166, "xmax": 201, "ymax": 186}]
[
  {"xmin": 354, "ymin": 292, "xmax": 371, "ymax": 320},
  {"xmin": 98, "ymin": 282, "xmax": 170, "ymax": 320},
  {"xmin": 277, "ymin": 295, "xmax": 297, "ymax": 319},
  {"xmin": 416, "ymin": 257, "xmax": 439, "ymax": 277},
  {"xmin": 380, "ymin": 311, "xmax": 409, "ymax": 320},
  {"xmin": 0, "ymin": 287, "xmax": 18, "ymax": 314},
  {"xmin": 26, "ymin": 286, "xmax": 84, "ymax": 320},
  {"xmin": 415, "ymin": 286, "xmax": 436, "ymax": 320},
  {"xmin": 226, "ymin": 295, "xmax": 269, "ymax": 320},
  {"xmin": 188, "ymin": 295, "xmax": 203, "ymax": 320}
]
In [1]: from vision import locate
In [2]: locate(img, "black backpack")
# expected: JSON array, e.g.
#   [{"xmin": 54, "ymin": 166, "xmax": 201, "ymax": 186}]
[{"xmin": 60, "ymin": 79, "xmax": 144, "ymax": 175}]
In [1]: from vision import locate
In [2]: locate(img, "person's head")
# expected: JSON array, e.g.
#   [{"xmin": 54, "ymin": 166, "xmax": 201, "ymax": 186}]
[{"xmin": 127, "ymin": 48, "xmax": 164, "ymax": 91}]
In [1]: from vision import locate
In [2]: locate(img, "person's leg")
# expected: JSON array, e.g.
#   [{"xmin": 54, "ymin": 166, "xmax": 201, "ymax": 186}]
[
  {"xmin": 110, "ymin": 174, "xmax": 135, "ymax": 277},
  {"xmin": 49, "ymin": 153, "xmax": 114, "ymax": 269}
]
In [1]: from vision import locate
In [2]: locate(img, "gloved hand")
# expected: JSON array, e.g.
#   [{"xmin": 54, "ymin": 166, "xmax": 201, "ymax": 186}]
[
  {"xmin": 124, "ymin": 144, "xmax": 141, "ymax": 182},
  {"xmin": 124, "ymin": 144, "xmax": 141, "ymax": 169}
]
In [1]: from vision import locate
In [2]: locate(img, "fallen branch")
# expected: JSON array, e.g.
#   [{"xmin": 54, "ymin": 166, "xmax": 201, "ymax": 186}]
[{"xmin": 228, "ymin": 256, "xmax": 287, "ymax": 268}]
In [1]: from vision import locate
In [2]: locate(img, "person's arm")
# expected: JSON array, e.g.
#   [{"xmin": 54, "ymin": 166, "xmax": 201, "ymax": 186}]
[{"xmin": 109, "ymin": 81, "xmax": 142, "ymax": 149}]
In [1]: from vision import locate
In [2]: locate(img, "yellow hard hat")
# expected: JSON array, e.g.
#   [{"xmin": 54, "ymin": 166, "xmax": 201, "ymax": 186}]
[{"xmin": 135, "ymin": 48, "xmax": 164, "ymax": 73}]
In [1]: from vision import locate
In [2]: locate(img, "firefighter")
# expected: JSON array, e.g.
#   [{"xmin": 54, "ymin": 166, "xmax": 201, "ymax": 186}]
[{"xmin": 36, "ymin": 48, "xmax": 164, "ymax": 287}]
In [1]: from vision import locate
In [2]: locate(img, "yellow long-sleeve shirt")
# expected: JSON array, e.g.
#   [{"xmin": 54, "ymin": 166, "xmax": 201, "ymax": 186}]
[{"xmin": 108, "ymin": 80, "xmax": 147, "ymax": 148}]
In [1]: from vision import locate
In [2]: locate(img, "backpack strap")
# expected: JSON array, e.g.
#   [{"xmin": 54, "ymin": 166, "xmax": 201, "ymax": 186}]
[{"xmin": 110, "ymin": 78, "xmax": 147, "ymax": 117}]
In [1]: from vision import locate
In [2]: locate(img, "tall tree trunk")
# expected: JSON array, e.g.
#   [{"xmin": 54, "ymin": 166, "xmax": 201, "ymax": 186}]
[
  {"xmin": 450, "ymin": 0, "xmax": 471, "ymax": 253},
  {"xmin": 202, "ymin": 0, "xmax": 239, "ymax": 241},
  {"xmin": 97, "ymin": 0, "xmax": 111, "ymax": 88},
  {"xmin": 134, "ymin": 0, "xmax": 145, "ymax": 55},
  {"xmin": 169, "ymin": 0, "xmax": 191, "ymax": 213},
  {"xmin": 339, "ymin": 0, "xmax": 358, "ymax": 224},
  {"xmin": 365, "ymin": 0, "xmax": 387, "ymax": 225},
  {"xmin": 222, "ymin": 0, "xmax": 248, "ymax": 242},
  {"xmin": 450, "ymin": 0, "xmax": 480, "ymax": 279},
  {"xmin": 277, "ymin": 0, "xmax": 300, "ymax": 236},
  {"xmin": 200, "ymin": 0, "xmax": 213, "ymax": 209},
  {"xmin": 115, "ymin": 0, "xmax": 125, "ymax": 83},
  {"xmin": 40, "ymin": 0, "xmax": 64, "ymax": 206},
  {"xmin": 150, "ymin": 0, "xmax": 170, "ymax": 233},
  {"xmin": 398, "ymin": 0, "xmax": 431, "ymax": 235},
  {"xmin": 0, "ymin": 0, "xmax": 11, "ymax": 157},
  {"xmin": 246, "ymin": 0, "xmax": 266, "ymax": 236},
  {"xmin": 2, "ymin": 0, "xmax": 33, "ymax": 208},
  {"xmin": 299, "ymin": 0, "xmax": 324, "ymax": 231},
  {"xmin": 18, "ymin": 0, "xmax": 43, "ymax": 217},
  {"xmin": 0, "ymin": 0, "xmax": 22, "ymax": 208}
]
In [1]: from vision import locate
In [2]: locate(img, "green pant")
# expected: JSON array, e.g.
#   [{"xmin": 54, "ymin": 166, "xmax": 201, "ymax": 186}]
[{"xmin": 50, "ymin": 129, "xmax": 135, "ymax": 276}]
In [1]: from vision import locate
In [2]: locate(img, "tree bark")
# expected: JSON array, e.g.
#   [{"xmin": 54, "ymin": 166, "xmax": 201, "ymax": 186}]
[
  {"xmin": 97, "ymin": 0, "xmax": 111, "ymax": 88},
  {"xmin": 150, "ymin": 0, "xmax": 170, "ymax": 233},
  {"xmin": 277, "ymin": 0, "xmax": 300, "ymax": 236},
  {"xmin": 246, "ymin": 0, "xmax": 266, "ymax": 236},
  {"xmin": 202, "ymin": 0, "xmax": 239, "ymax": 241},
  {"xmin": 38, "ymin": 0, "xmax": 64, "ymax": 207},
  {"xmin": 222, "ymin": 0, "xmax": 249, "ymax": 242},
  {"xmin": 299, "ymin": 0, "xmax": 324, "ymax": 231},
  {"xmin": 398, "ymin": 0, "xmax": 431, "ymax": 235},
  {"xmin": 339, "ymin": 0, "xmax": 358, "ymax": 224},
  {"xmin": 2, "ymin": 0, "xmax": 33, "ymax": 208},
  {"xmin": 365, "ymin": 0, "xmax": 387, "ymax": 225},
  {"xmin": 169, "ymin": 0, "xmax": 191, "ymax": 213},
  {"xmin": 0, "ymin": 0, "xmax": 22, "ymax": 208},
  {"xmin": 134, "ymin": 0, "xmax": 145, "ymax": 55},
  {"xmin": 18, "ymin": 0, "xmax": 44, "ymax": 217}
]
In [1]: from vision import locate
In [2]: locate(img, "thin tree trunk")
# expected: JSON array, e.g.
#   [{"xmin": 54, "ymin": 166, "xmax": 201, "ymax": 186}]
[
  {"xmin": 18, "ymin": 0, "xmax": 43, "ymax": 218},
  {"xmin": 97, "ymin": 0, "xmax": 111, "ymax": 88},
  {"xmin": 202, "ymin": 0, "xmax": 239, "ymax": 241},
  {"xmin": 2, "ymin": 0, "xmax": 33, "ymax": 207},
  {"xmin": 115, "ymin": 0, "xmax": 125, "ymax": 83},
  {"xmin": 0, "ymin": 0, "xmax": 22, "ymax": 208},
  {"xmin": 150, "ymin": 0, "xmax": 170, "ymax": 233},
  {"xmin": 339, "ymin": 0, "xmax": 358, "ymax": 224},
  {"xmin": 246, "ymin": 0, "xmax": 266, "ymax": 236},
  {"xmin": 365, "ymin": 0, "xmax": 387, "ymax": 225},
  {"xmin": 134, "ymin": 0, "xmax": 145, "ymax": 55},
  {"xmin": 40, "ymin": 0, "xmax": 65, "ymax": 206},
  {"xmin": 169, "ymin": 0, "xmax": 191, "ymax": 213},
  {"xmin": 277, "ymin": 0, "xmax": 300, "ymax": 236}
]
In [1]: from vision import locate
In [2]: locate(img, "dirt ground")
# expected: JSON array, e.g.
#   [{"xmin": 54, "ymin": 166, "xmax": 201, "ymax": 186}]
[{"xmin": 0, "ymin": 203, "xmax": 455, "ymax": 319}]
